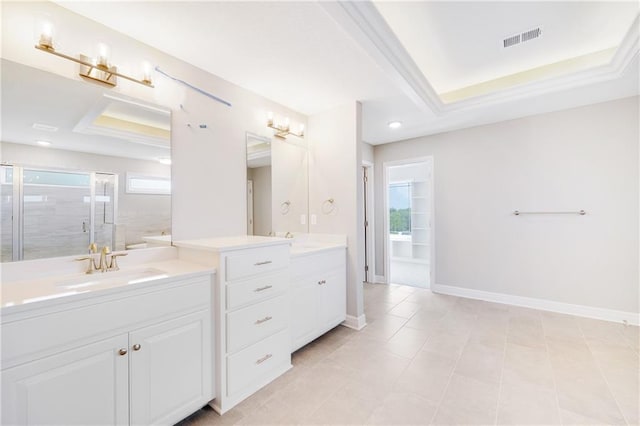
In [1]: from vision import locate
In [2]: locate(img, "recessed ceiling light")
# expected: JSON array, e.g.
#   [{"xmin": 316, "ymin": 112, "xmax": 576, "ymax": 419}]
[
  {"xmin": 157, "ymin": 157, "xmax": 172, "ymax": 165},
  {"xmin": 388, "ymin": 121, "xmax": 402, "ymax": 129},
  {"xmin": 36, "ymin": 140, "xmax": 52, "ymax": 147}
]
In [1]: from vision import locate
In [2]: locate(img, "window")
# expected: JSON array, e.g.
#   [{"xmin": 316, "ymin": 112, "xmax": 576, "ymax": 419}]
[
  {"xmin": 126, "ymin": 173, "xmax": 171, "ymax": 195},
  {"xmin": 389, "ymin": 182, "xmax": 411, "ymax": 234}
]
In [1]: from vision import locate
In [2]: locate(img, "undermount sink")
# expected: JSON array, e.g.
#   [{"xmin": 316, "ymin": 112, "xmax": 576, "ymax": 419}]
[{"xmin": 56, "ymin": 268, "xmax": 169, "ymax": 289}]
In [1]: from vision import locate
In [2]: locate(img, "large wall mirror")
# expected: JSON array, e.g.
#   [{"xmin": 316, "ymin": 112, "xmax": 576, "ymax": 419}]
[
  {"xmin": 246, "ymin": 132, "xmax": 308, "ymax": 236},
  {"xmin": 1, "ymin": 59, "xmax": 172, "ymax": 262}
]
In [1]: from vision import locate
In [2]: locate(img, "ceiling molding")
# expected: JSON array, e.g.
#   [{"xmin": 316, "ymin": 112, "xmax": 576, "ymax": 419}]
[
  {"xmin": 441, "ymin": 13, "xmax": 640, "ymax": 113},
  {"xmin": 320, "ymin": 1, "xmax": 442, "ymax": 117},
  {"xmin": 324, "ymin": 2, "xmax": 639, "ymax": 117}
]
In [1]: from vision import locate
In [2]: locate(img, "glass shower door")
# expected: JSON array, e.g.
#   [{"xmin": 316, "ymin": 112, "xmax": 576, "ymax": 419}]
[
  {"xmin": 93, "ymin": 172, "xmax": 117, "ymax": 251},
  {"xmin": 22, "ymin": 169, "xmax": 92, "ymax": 260}
]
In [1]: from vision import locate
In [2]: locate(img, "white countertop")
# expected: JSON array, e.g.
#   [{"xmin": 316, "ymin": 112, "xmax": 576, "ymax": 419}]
[
  {"xmin": 290, "ymin": 242, "xmax": 347, "ymax": 257},
  {"xmin": 1, "ymin": 259, "xmax": 215, "ymax": 315},
  {"xmin": 174, "ymin": 235, "xmax": 290, "ymax": 252}
]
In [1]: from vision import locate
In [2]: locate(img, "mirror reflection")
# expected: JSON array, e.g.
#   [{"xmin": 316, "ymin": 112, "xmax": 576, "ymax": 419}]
[
  {"xmin": 246, "ymin": 133, "xmax": 272, "ymax": 236},
  {"xmin": 246, "ymin": 131, "xmax": 308, "ymax": 237},
  {"xmin": 1, "ymin": 59, "xmax": 172, "ymax": 262}
]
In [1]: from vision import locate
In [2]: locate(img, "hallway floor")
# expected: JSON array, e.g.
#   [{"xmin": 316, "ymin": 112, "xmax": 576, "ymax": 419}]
[{"xmin": 178, "ymin": 283, "xmax": 639, "ymax": 425}]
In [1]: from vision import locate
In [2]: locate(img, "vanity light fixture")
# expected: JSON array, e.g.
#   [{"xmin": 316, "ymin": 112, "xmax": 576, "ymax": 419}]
[
  {"xmin": 388, "ymin": 121, "xmax": 402, "ymax": 129},
  {"xmin": 35, "ymin": 24, "xmax": 154, "ymax": 88},
  {"xmin": 267, "ymin": 112, "xmax": 305, "ymax": 139}
]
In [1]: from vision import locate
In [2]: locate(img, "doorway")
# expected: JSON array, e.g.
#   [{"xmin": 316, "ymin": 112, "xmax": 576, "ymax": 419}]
[{"xmin": 384, "ymin": 158, "xmax": 433, "ymax": 288}]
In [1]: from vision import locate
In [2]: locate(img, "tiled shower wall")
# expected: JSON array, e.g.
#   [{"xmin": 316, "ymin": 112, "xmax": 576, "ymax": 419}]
[{"xmin": 1, "ymin": 143, "xmax": 171, "ymax": 261}]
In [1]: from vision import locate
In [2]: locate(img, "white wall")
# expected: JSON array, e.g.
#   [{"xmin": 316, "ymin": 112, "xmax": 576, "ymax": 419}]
[
  {"xmin": 2, "ymin": 1, "xmax": 307, "ymax": 241},
  {"xmin": 271, "ymin": 139, "xmax": 308, "ymax": 234},
  {"xmin": 362, "ymin": 142, "xmax": 374, "ymax": 164},
  {"xmin": 374, "ymin": 97, "xmax": 639, "ymax": 315},
  {"xmin": 308, "ymin": 102, "xmax": 365, "ymax": 324}
]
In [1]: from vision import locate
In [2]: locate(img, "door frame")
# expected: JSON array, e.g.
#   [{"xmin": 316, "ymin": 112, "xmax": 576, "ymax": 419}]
[
  {"xmin": 383, "ymin": 156, "xmax": 435, "ymax": 288},
  {"xmin": 362, "ymin": 160, "xmax": 375, "ymax": 283}
]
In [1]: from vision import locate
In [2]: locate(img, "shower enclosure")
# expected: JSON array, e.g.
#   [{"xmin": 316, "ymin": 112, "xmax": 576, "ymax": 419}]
[{"xmin": 1, "ymin": 165, "xmax": 117, "ymax": 262}]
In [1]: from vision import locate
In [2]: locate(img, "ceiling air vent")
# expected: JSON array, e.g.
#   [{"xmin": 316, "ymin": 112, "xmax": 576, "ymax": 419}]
[{"xmin": 502, "ymin": 26, "xmax": 543, "ymax": 48}]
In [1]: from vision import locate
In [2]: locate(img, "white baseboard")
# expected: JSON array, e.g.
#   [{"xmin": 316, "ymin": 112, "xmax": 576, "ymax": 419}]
[
  {"xmin": 431, "ymin": 283, "xmax": 640, "ymax": 326},
  {"xmin": 374, "ymin": 275, "xmax": 386, "ymax": 284},
  {"xmin": 342, "ymin": 314, "xmax": 367, "ymax": 330}
]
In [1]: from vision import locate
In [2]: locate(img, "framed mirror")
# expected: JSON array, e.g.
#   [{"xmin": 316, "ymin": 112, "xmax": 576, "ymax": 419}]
[
  {"xmin": 246, "ymin": 131, "xmax": 308, "ymax": 236},
  {"xmin": 1, "ymin": 59, "xmax": 172, "ymax": 262}
]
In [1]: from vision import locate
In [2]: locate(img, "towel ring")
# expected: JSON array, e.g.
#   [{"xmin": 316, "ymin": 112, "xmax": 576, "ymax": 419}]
[
  {"xmin": 280, "ymin": 200, "xmax": 291, "ymax": 215},
  {"xmin": 322, "ymin": 198, "xmax": 335, "ymax": 214}
]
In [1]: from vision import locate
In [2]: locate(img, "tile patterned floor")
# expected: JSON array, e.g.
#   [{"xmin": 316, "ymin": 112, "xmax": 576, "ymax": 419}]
[{"xmin": 177, "ymin": 283, "xmax": 639, "ymax": 425}]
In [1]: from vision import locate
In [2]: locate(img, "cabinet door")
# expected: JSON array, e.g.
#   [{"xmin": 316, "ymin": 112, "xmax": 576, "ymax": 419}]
[
  {"xmin": 291, "ymin": 280, "xmax": 319, "ymax": 352},
  {"xmin": 129, "ymin": 310, "xmax": 211, "ymax": 426},
  {"xmin": 319, "ymin": 268, "xmax": 347, "ymax": 329},
  {"xmin": 1, "ymin": 334, "xmax": 129, "ymax": 426}
]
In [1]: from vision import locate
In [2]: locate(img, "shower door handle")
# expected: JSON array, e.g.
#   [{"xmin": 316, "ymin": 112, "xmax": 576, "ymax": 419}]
[{"xmin": 82, "ymin": 221, "xmax": 87, "ymax": 232}]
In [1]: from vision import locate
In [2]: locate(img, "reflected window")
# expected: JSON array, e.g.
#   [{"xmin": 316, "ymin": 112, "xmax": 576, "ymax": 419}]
[
  {"xmin": 126, "ymin": 173, "xmax": 171, "ymax": 195},
  {"xmin": 389, "ymin": 182, "xmax": 411, "ymax": 235}
]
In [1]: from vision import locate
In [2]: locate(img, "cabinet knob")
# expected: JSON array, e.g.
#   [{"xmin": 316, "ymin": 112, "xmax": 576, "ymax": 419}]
[
  {"xmin": 318, "ymin": 280, "xmax": 326, "ymax": 285},
  {"xmin": 118, "ymin": 348, "xmax": 127, "ymax": 356},
  {"xmin": 133, "ymin": 344, "xmax": 141, "ymax": 351}
]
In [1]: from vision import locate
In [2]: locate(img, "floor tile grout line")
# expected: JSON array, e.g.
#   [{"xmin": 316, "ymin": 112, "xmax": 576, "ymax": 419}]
[
  {"xmin": 578, "ymin": 320, "xmax": 631, "ymax": 426},
  {"xmin": 493, "ymin": 324, "xmax": 509, "ymax": 425},
  {"xmin": 541, "ymin": 312, "xmax": 574, "ymax": 426},
  {"xmin": 426, "ymin": 298, "xmax": 474, "ymax": 425}
]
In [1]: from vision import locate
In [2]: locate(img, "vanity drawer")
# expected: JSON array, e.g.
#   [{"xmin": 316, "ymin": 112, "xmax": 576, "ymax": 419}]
[
  {"xmin": 225, "ymin": 245, "xmax": 289, "ymax": 282},
  {"xmin": 226, "ymin": 296, "xmax": 287, "ymax": 353},
  {"xmin": 226, "ymin": 329, "xmax": 290, "ymax": 397},
  {"xmin": 226, "ymin": 271, "xmax": 288, "ymax": 310}
]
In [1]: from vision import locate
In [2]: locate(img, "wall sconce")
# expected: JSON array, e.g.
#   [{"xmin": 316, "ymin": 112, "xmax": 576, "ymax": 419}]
[
  {"xmin": 267, "ymin": 112, "xmax": 304, "ymax": 139},
  {"xmin": 35, "ymin": 24, "xmax": 154, "ymax": 88}
]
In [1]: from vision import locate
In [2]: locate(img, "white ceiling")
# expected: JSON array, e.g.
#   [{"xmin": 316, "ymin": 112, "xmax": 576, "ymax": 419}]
[{"xmin": 55, "ymin": 1, "xmax": 639, "ymax": 145}]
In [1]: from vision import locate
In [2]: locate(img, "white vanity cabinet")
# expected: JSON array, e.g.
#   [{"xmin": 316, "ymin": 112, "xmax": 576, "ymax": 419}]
[
  {"xmin": 1, "ymin": 272, "xmax": 214, "ymax": 426},
  {"xmin": 291, "ymin": 247, "xmax": 347, "ymax": 352},
  {"xmin": 175, "ymin": 237, "xmax": 292, "ymax": 415}
]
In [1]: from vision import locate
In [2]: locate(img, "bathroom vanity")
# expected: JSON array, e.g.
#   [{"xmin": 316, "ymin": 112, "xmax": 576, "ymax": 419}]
[
  {"xmin": 175, "ymin": 236, "xmax": 293, "ymax": 414},
  {"xmin": 290, "ymin": 239, "xmax": 347, "ymax": 352},
  {"xmin": 0, "ymin": 249, "xmax": 215, "ymax": 426}
]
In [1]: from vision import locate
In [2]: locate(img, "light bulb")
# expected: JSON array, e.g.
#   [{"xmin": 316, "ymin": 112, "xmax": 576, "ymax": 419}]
[
  {"xmin": 299, "ymin": 123, "xmax": 305, "ymax": 136},
  {"xmin": 97, "ymin": 43, "xmax": 109, "ymax": 68},
  {"xmin": 267, "ymin": 112, "xmax": 274, "ymax": 126},
  {"xmin": 143, "ymin": 62, "xmax": 152, "ymax": 84},
  {"xmin": 39, "ymin": 22, "xmax": 53, "ymax": 49},
  {"xmin": 283, "ymin": 117, "xmax": 290, "ymax": 131}
]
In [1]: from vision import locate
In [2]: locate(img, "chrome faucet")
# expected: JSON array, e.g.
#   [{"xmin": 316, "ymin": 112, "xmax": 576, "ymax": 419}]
[{"xmin": 285, "ymin": 232, "xmax": 294, "ymax": 239}]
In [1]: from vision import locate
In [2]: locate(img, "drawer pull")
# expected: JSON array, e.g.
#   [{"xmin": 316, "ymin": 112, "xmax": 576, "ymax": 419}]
[
  {"xmin": 256, "ymin": 353, "xmax": 273, "ymax": 365},
  {"xmin": 118, "ymin": 348, "xmax": 127, "ymax": 356},
  {"xmin": 254, "ymin": 260, "xmax": 273, "ymax": 266},
  {"xmin": 318, "ymin": 280, "xmax": 326, "ymax": 285},
  {"xmin": 255, "ymin": 316, "xmax": 273, "ymax": 325},
  {"xmin": 254, "ymin": 285, "xmax": 273, "ymax": 292}
]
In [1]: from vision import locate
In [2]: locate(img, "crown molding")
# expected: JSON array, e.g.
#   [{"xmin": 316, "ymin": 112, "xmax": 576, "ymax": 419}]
[
  {"xmin": 324, "ymin": 2, "xmax": 639, "ymax": 116},
  {"xmin": 320, "ymin": 1, "xmax": 443, "ymax": 117}
]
